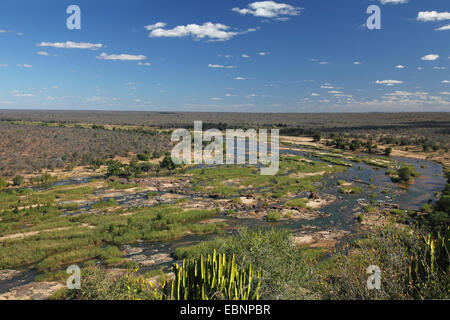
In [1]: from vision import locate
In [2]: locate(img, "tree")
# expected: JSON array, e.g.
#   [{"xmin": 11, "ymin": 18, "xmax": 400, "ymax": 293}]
[
  {"xmin": 137, "ymin": 153, "xmax": 149, "ymax": 161},
  {"xmin": 13, "ymin": 175, "xmax": 25, "ymax": 186},
  {"xmin": 384, "ymin": 147, "xmax": 393, "ymax": 156},
  {"xmin": 312, "ymin": 133, "xmax": 322, "ymax": 142}
]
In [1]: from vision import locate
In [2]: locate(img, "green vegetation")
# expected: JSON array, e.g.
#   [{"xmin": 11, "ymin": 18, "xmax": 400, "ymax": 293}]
[
  {"xmin": 161, "ymin": 250, "xmax": 261, "ymax": 300},
  {"xmin": 63, "ymin": 224, "xmax": 449, "ymax": 300},
  {"xmin": 284, "ymin": 198, "xmax": 310, "ymax": 209},
  {"xmin": 0, "ymin": 178, "xmax": 7, "ymax": 189},
  {"xmin": 92, "ymin": 198, "xmax": 118, "ymax": 209},
  {"xmin": 267, "ymin": 211, "xmax": 282, "ymax": 222},
  {"xmin": 13, "ymin": 175, "xmax": 25, "ymax": 186},
  {"xmin": 314, "ymin": 226, "xmax": 448, "ymax": 299},
  {"xmin": 188, "ymin": 155, "xmax": 345, "ymax": 199},
  {"xmin": 0, "ymin": 194, "xmax": 226, "ymax": 273},
  {"xmin": 390, "ymin": 164, "xmax": 421, "ymax": 183}
]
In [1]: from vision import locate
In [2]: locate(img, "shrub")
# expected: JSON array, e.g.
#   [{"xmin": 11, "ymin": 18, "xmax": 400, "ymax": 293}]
[
  {"xmin": 267, "ymin": 211, "xmax": 281, "ymax": 222},
  {"xmin": 160, "ymin": 155, "xmax": 177, "ymax": 170},
  {"xmin": 137, "ymin": 153, "xmax": 149, "ymax": 161},
  {"xmin": 313, "ymin": 226, "xmax": 449, "ymax": 300},
  {"xmin": 0, "ymin": 178, "xmax": 7, "ymax": 189},
  {"xmin": 340, "ymin": 185, "xmax": 363, "ymax": 195}
]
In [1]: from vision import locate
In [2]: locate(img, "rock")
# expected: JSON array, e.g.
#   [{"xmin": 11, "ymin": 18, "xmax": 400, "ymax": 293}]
[
  {"xmin": 123, "ymin": 245, "xmax": 143, "ymax": 255},
  {"xmin": 130, "ymin": 253, "xmax": 173, "ymax": 267}
]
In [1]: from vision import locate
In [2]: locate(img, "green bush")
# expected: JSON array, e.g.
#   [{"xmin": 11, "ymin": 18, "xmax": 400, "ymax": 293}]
[
  {"xmin": 13, "ymin": 175, "xmax": 25, "ymax": 186},
  {"xmin": 340, "ymin": 185, "xmax": 363, "ymax": 194}
]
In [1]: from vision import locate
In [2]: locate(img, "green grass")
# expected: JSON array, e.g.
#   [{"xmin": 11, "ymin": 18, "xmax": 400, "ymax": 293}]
[
  {"xmin": 284, "ymin": 198, "xmax": 310, "ymax": 209},
  {"xmin": 340, "ymin": 185, "xmax": 363, "ymax": 195},
  {"xmin": 92, "ymin": 198, "xmax": 118, "ymax": 209},
  {"xmin": 267, "ymin": 211, "xmax": 282, "ymax": 222}
]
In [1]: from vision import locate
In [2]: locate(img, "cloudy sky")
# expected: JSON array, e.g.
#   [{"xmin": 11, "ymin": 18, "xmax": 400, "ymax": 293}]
[{"xmin": 0, "ymin": 0, "xmax": 449, "ymax": 112}]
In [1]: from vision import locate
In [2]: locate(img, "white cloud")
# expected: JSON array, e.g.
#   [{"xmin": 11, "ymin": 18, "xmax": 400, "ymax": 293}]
[
  {"xmin": 241, "ymin": 54, "xmax": 250, "ymax": 58},
  {"xmin": 232, "ymin": 1, "xmax": 301, "ymax": 19},
  {"xmin": 440, "ymin": 92, "xmax": 450, "ymax": 95},
  {"xmin": 421, "ymin": 54, "xmax": 439, "ymax": 61},
  {"xmin": 10, "ymin": 90, "xmax": 34, "ymax": 97},
  {"xmin": 208, "ymin": 64, "xmax": 235, "ymax": 69},
  {"xmin": 0, "ymin": 64, "xmax": 7, "ymax": 67},
  {"xmin": 375, "ymin": 80, "xmax": 403, "ymax": 86},
  {"xmin": 257, "ymin": 52, "xmax": 268, "ymax": 56},
  {"xmin": 395, "ymin": 65, "xmax": 405, "ymax": 69},
  {"xmin": 96, "ymin": 53, "xmax": 146, "ymax": 61},
  {"xmin": 37, "ymin": 41, "xmax": 103, "ymax": 50},
  {"xmin": 17, "ymin": 64, "xmax": 32, "ymax": 68},
  {"xmin": 311, "ymin": 93, "xmax": 320, "ymax": 96},
  {"xmin": 435, "ymin": 24, "xmax": 450, "ymax": 31},
  {"xmin": 210, "ymin": 97, "xmax": 222, "ymax": 101},
  {"xmin": 144, "ymin": 22, "xmax": 167, "ymax": 31},
  {"xmin": 328, "ymin": 91, "xmax": 342, "ymax": 94},
  {"xmin": 354, "ymin": 61, "xmax": 361, "ymax": 65},
  {"xmin": 37, "ymin": 51, "xmax": 49, "ymax": 56},
  {"xmin": 417, "ymin": 11, "xmax": 450, "ymax": 22},
  {"xmin": 442, "ymin": 80, "xmax": 450, "ymax": 84},
  {"xmin": 379, "ymin": 0, "xmax": 408, "ymax": 4},
  {"xmin": 138, "ymin": 62, "xmax": 151, "ymax": 66},
  {"xmin": 235, "ymin": 77, "xmax": 246, "ymax": 80},
  {"xmin": 148, "ymin": 22, "xmax": 254, "ymax": 41}
]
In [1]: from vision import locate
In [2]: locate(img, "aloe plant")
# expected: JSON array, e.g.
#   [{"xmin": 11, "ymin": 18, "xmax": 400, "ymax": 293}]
[
  {"xmin": 162, "ymin": 249, "xmax": 262, "ymax": 300},
  {"xmin": 409, "ymin": 228, "xmax": 449, "ymax": 285}
]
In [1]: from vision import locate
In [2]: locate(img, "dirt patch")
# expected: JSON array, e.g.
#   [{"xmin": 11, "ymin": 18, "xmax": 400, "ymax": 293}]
[
  {"xmin": 280, "ymin": 136, "xmax": 321, "ymax": 147},
  {"xmin": 0, "ymin": 224, "xmax": 94, "ymax": 242},
  {"xmin": 198, "ymin": 218, "xmax": 227, "ymax": 224},
  {"xmin": 290, "ymin": 171, "xmax": 326, "ymax": 179}
]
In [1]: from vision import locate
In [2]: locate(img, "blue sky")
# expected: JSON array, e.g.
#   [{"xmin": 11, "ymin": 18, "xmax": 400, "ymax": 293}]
[{"xmin": 0, "ymin": 0, "xmax": 449, "ymax": 112}]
